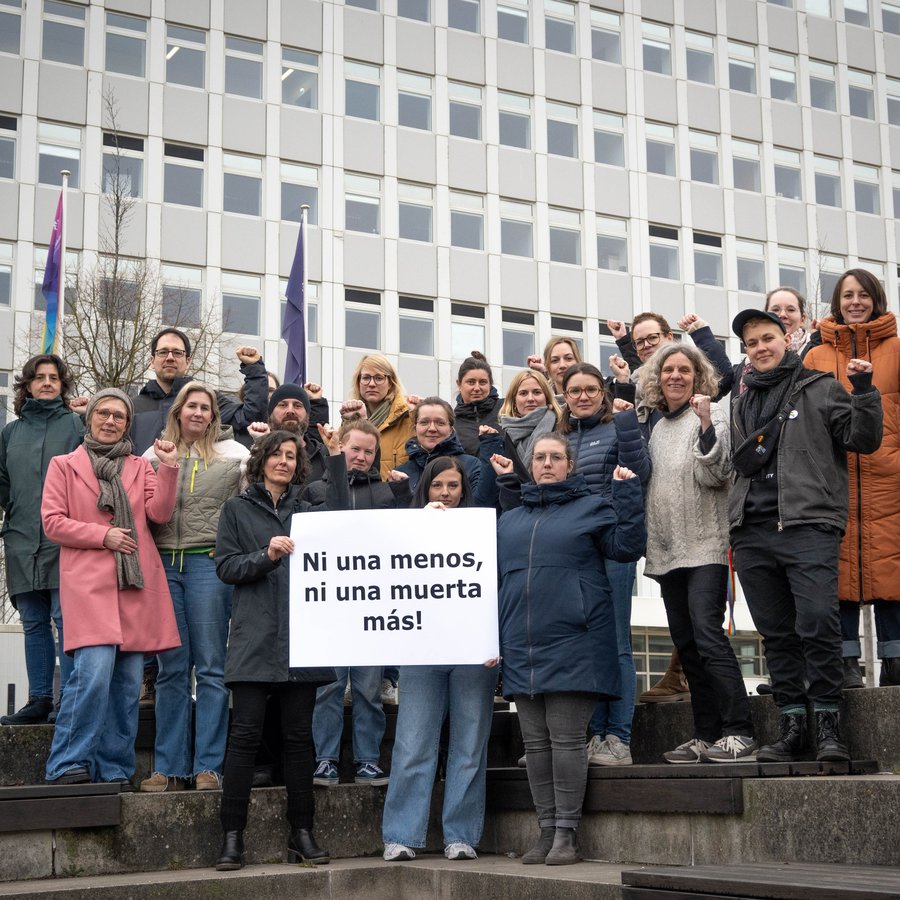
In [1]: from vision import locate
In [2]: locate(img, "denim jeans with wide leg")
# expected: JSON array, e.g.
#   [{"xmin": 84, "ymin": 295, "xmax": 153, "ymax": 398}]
[
  {"xmin": 840, "ymin": 600, "xmax": 900, "ymax": 660},
  {"xmin": 15, "ymin": 589, "xmax": 72, "ymax": 700},
  {"xmin": 313, "ymin": 666, "xmax": 385, "ymax": 764},
  {"xmin": 516, "ymin": 692, "xmax": 597, "ymax": 829},
  {"xmin": 45, "ymin": 645, "xmax": 144, "ymax": 781},
  {"xmin": 588, "ymin": 560, "xmax": 636, "ymax": 744},
  {"xmin": 154, "ymin": 552, "xmax": 232, "ymax": 778},
  {"xmin": 382, "ymin": 664, "xmax": 498, "ymax": 849}
]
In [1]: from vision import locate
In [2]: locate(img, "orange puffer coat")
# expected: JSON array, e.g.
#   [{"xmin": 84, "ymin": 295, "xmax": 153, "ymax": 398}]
[{"xmin": 804, "ymin": 313, "xmax": 900, "ymax": 602}]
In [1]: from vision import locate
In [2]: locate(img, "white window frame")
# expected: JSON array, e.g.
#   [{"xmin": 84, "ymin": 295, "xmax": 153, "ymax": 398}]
[
  {"xmin": 398, "ymin": 182, "xmax": 434, "ymax": 242},
  {"xmin": 161, "ymin": 263, "xmax": 203, "ymax": 328},
  {"xmin": 397, "ymin": 71, "xmax": 432, "ymax": 131},
  {"xmin": 809, "ymin": 59, "xmax": 836, "ymax": 111},
  {"xmin": 223, "ymin": 152, "xmax": 262, "ymax": 217},
  {"xmin": 448, "ymin": 0, "xmax": 480, "ymax": 33},
  {"xmin": 222, "ymin": 272, "xmax": 261, "ymax": 336},
  {"xmin": 280, "ymin": 280, "xmax": 319, "ymax": 343},
  {"xmin": 548, "ymin": 207, "xmax": 581, "ymax": 265},
  {"xmin": 847, "ymin": 68, "xmax": 874, "ymax": 120},
  {"xmin": 778, "ymin": 247, "xmax": 807, "ymax": 297},
  {"xmin": 590, "ymin": 9, "xmax": 621, "ymax": 64},
  {"xmin": 281, "ymin": 162, "xmax": 318, "ymax": 224},
  {"xmin": 163, "ymin": 142, "xmax": 204, "ymax": 208},
  {"xmin": 0, "ymin": 241, "xmax": 12, "ymax": 308},
  {"xmin": 282, "ymin": 47, "xmax": 318, "ymax": 109},
  {"xmin": 502, "ymin": 308, "xmax": 536, "ymax": 365},
  {"xmin": 646, "ymin": 122, "xmax": 676, "ymax": 177},
  {"xmin": 448, "ymin": 81, "xmax": 483, "ymax": 140},
  {"xmin": 451, "ymin": 302, "xmax": 486, "ymax": 360},
  {"xmin": 102, "ymin": 132, "xmax": 144, "ymax": 199},
  {"xmin": 853, "ymin": 162, "xmax": 881, "ymax": 215},
  {"xmin": 105, "ymin": 11, "xmax": 146, "ymax": 77},
  {"xmin": 593, "ymin": 111, "xmax": 625, "ymax": 167},
  {"xmin": 497, "ymin": 0, "xmax": 528, "ymax": 43},
  {"xmin": 345, "ymin": 288, "xmax": 382, "ymax": 351},
  {"xmin": 500, "ymin": 199, "xmax": 534, "ymax": 258},
  {"xmin": 732, "ymin": 139, "xmax": 761, "ymax": 192},
  {"xmin": 736, "ymin": 239, "xmax": 766, "ymax": 294},
  {"xmin": 596, "ymin": 215, "xmax": 628, "ymax": 273},
  {"xmin": 38, "ymin": 121, "xmax": 81, "ymax": 188},
  {"xmin": 546, "ymin": 100, "xmax": 578, "ymax": 158},
  {"xmin": 398, "ymin": 295, "xmax": 435, "ymax": 356},
  {"xmin": 813, "ymin": 154, "xmax": 842, "ymax": 208},
  {"xmin": 544, "ymin": 0, "xmax": 576, "ymax": 54},
  {"xmin": 685, "ymin": 30, "xmax": 715, "ymax": 85},
  {"xmin": 642, "ymin": 21, "xmax": 672, "ymax": 76},
  {"xmin": 450, "ymin": 191, "xmax": 484, "ymax": 250},
  {"xmin": 693, "ymin": 234, "xmax": 723, "ymax": 287},
  {"xmin": 769, "ymin": 51, "xmax": 797, "ymax": 103},
  {"xmin": 689, "ymin": 130, "xmax": 719, "ymax": 185},
  {"xmin": 773, "ymin": 147, "xmax": 802, "ymax": 200},
  {"xmin": 345, "ymin": 173, "xmax": 381, "ymax": 235},
  {"xmin": 345, "ymin": 60, "xmax": 381, "ymax": 121},
  {"xmin": 649, "ymin": 225, "xmax": 680, "ymax": 280},
  {"xmin": 0, "ymin": 114, "xmax": 16, "ymax": 181},
  {"xmin": 166, "ymin": 23, "xmax": 206, "ymax": 89},
  {"xmin": 0, "ymin": 0, "xmax": 22, "ymax": 56},
  {"xmin": 42, "ymin": 0, "xmax": 85, "ymax": 66},
  {"xmin": 225, "ymin": 34, "xmax": 264, "ymax": 100},
  {"xmin": 498, "ymin": 91, "xmax": 531, "ymax": 150},
  {"xmin": 728, "ymin": 40, "xmax": 756, "ymax": 94}
]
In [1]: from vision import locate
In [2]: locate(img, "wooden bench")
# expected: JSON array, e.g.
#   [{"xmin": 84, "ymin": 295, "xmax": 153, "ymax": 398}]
[
  {"xmin": 0, "ymin": 783, "xmax": 122, "ymax": 832},
  {"xmin": 621, "ymin": 862, "xmax": 900, "ymax": 899}
]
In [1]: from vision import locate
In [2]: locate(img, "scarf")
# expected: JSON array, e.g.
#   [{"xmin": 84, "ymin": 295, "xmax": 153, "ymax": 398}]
[
  {"xmin": 82, "ymin": 433, "xmax": 144, "ymax": 590},
  {"xmin": 499, "ymin": 407, "xmax": 557, "ymax": 467},
  {"xmin": 367, "ymin": 396, "xmax": 394, "ymax": 429},
  {"xmin": 740, "ymin": 351, "xmax": 803, "ymax": 435}
]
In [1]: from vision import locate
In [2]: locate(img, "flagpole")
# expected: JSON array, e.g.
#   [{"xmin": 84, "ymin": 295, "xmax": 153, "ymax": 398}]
[
  {"xmin": 300, "ymin": 204, "xmax": 309, "ymax": 385},
  {"xmin": 58, "ymin": 169, "xmax": 69, "ymax": 359}
]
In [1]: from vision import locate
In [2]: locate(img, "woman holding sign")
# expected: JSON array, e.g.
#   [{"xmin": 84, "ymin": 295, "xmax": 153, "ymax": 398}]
[
  {"xmin": 212, "ymin": 428, "xmax": 349, "ymax": 871},
  {"xmin": 381, "ymin": 456, "xmax": 499, "ymax": 863},
  {"xmin": 492, "ymin": 434, "xmax": 645, "ymax": 865}
]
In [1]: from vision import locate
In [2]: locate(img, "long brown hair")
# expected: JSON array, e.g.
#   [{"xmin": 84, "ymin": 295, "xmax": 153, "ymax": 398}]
[
  {"xmin": 559, "ymin": 363, "xmax": 614, "ymax": 432},
  {"xmin": 830, "ymin": 268, "xmax": 887, "ymax": 323}
]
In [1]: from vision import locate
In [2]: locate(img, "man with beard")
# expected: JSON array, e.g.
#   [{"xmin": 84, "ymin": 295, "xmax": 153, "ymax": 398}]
[{"xmin": 263, "ymin": 384, "xmax": 332, "ymax": 484}]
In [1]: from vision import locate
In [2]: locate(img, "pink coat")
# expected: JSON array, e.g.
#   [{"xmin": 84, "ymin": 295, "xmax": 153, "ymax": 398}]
[{"xmin": 41, "ymin": 446, "xmax": 182, "ymax": 654}]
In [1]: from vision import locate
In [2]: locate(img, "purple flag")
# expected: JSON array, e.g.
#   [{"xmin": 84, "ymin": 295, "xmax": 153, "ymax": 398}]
[
  {"xmin": 41, "ymin": 193, "xmax": 63, "ymax": 354},
  {"xmin": 282, "ymin": 217, "xmax": 307, "ymax": 385}
]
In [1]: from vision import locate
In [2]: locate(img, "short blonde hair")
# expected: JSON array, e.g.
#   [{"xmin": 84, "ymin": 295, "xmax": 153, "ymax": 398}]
[
  {"xmin": 349, "ymin": 354, "xmax": 404, "ymax": 404},
  {"xmin": 638, "ymin": 343, "xmax": 721, "ymax": 411},
  {"xmin": 499, "ymin": 370, "xmax": 562, "ymax": 421}
]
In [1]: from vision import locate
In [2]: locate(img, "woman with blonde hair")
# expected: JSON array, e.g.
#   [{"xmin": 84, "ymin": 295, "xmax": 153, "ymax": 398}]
[
  {"xmin": 140, "ymin": 382, "xmax": 249, "ymax": 793},
  {"xmin": 527, "ymin": 337, "xmax": 583, "ymax": 395},
  {"xmin": 340, "ymin": 354, "xmax": 414, "ymax": 478}
]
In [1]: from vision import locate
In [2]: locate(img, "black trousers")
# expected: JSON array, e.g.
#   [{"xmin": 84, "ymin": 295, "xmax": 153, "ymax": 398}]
[
  {"xmin": 658, "ymin": 564, "xmax": 754, "ymax": 741},
  {"xmin": 220, "ymin": 681, "xmax": 317, "ymax": 832},
  {"xmin": 731, "ymin": 522, "xmax": 843, "ymax": 709}
]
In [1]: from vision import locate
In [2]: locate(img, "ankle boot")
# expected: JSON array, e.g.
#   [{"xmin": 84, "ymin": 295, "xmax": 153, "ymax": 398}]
[
  {"xmin": 757, "ymin": 712, "xmax": 807, "ymax": 762},
  {"xmin": 215, "ymin": 831, "xmax": 244, "ymax": 871},
  {"xmin": 815, "ymin": 710, "xmax": 849, "ymax": 762},
  {"xmin": 0, "ymin": 696, "xmax": 53, "ymax": 726},
  {"xmin": 288, "ymin": 827, "xmax": 330, "ymax": 864},
  {"xmin": 521, "ymin": 826, "xmax": 555, "ymax": 864},
  {"xmin": 879, "ymin": 657, "xmax": 900, "ymax": 687},
  {"xmin": 545, "ymin": 827, "xmax": 580, "ymax": 866},
  {"xmin": 842, "ymin": 657, "xmax": 864, "ymax": 690},
  {"xmin": 639, "ymin": 650, "xmax": 690, "ymax": 703}
]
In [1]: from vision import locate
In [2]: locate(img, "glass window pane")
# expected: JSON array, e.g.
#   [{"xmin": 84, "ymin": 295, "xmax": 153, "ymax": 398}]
[
  {"xmin": 855, "ymin": 181, "xmax": 880, "ymax": 215},
  {"xmin": 647, "ymin": 140, "xmax": 675, "ymax": 176},
  {"xmin": 224, "ymin": 173, "xmax": 261, "ymax": 215},
  {"xmin": 223, "ymin": 293, "xmax": 260, "ymax": 334},
  {"xmin": 498, "ymin": 6, "xmax": 527, "ymax": 42},
  {"xmin": 810, "ymin": 77, "xmax": 836, "ymax": 111},
  {"xmin": 737, "ymin": 258, "xmax": 765, "ymax": 293},
  {"xmin": 774, "ymin": 165, "xmax": 801, "ymax": 200},
  {"xmin": 399, "ymin": 93, "xmax": 431, "ymax": 129},
  {"xmin": 346, "ymin": 308, "xmax": 380, "ymax": 349},
  {"xmin": 164, "ymin": 163, "xmax": 202, "ymax": 206},
  {"xmin": 226, "ymin": 56, "xmax": 262, "ymax": 98},
  {"xmin": 885, "ymin": 6, "xmax": 900, "ymax": 34},
  {"xmin": 694, "ymin": 250, "xmax": 722, "ymax": 286},
  {"xmin": 503, "ymin": 329, "xmax": 534, "ymax": 365},
  {"xmin": 771, "ymin": 72, "xmax": 796, "ymax": 102},
  {"xmin": 449, "ymin": 0, "xmax": 480, "ymax": 32},
  {"xmin": 0, "ymin": 266, "xmax": 10, "ymax": 306},
  {"xmin": 550, "ymin": 228, "xmax": 580, "ymax": 264},
  {"xmin": 399, "ymin": 316, "xmax": 434, "ymax": 355},
  {"xmin": 686, "ymin": 49, "xmax": 714, "ymax": 84},
  {"xmin": 500, "ymin": 111, "xmax": 530, "ymax": 148},
  {"xmin": 43, "ymin": 19, "xmax": 83, "ymax": 65},
  {"xmin": 102, "ymin": 153, "xmax": 143, "ymax": 197},
  {"xmin": 779, "ymin": 265, "xmax": 806, "ymax": 295},
  {"xmin": 0, "ymin": 10, "xmax": 21, "ymax": 54},
  {"xmin": 643, "ymin": 42, "xmax": 671, "ymax": 75},
  {"xmin": 650, "ymin": 243, "xmax": 678, "ymax": 279},
  {"xmin": 106, "ymin": 32, "xmax": 145, "ymax": 76},
  {"xmin": 0, "ymin": 136, "xmax": 15, "ymax": 179},
  {"xmin": 501, "ymin": 219, "xmax": 532, "ymax": 256},
  {"xmin": 346, "ymin": 81, "xmax": 379, "ymax": 120},
  {"xmin": 346, "ymin": 197, "xmax": 380, "ymax": 233},
  {"xmin": 592, "ymin": 29, "xmax": 620, "ymax": 63},
  {"xmin": 283, "ymin": 68, "xmax": 317, "ymax": 108},
  {"xmin": 399, "ymin": 0, "xmax": 430, "ymax": 21},
  {"xmin": 38, "ymin": 148, "xmax": 80, "ymax": 187},
  {"xmin": 162, "ymin": 285, "xmax": 201, "ymax": 327},
  {"xmin": 545, "ymin": 18, "xmax": 574, "ymax": 53},
  {"xmin": 691, "ymin": 148, "xmax": 718, "ymax": 184},
  {"xmin": 450, "ymin": 102, "xmax": 481, "ymax": 139},
  {"xmin": 815, "ymin": 173, "xmax": 841, "ymax": 207},
  {"xmin": 547, "ymin": 120, "xmax": 577, "ymax": 157},
  {"xmin": 167, "ymin": 45, "xmax": 204, "ymax": 87},
  {"xmin": 451, "ymin": 210, "xmax": 483, "ymax": 249},
  {"xmin": 399, "ymin": 203, "xmax": 432, "ymax": 241},
  {"xmin": 281, "ymin": 182, "xmax": 318, "ymax": 224},
  {"xmin": 889, "ymin": 96, "xmax": 900, "ymax": 127},
  {"xmin": 729, "ymin": 59, "xmax": 755, "ymax": 93},
  {"xmin": 594, "ymin": 130, "xmax": 624, "ymax": 166},
  {"xmin": 452, "ymin": 321, "xmax": 484, "ymax": 358},
  {"xmin": 597, "ymin": 234, "xmax": 627, "ymax": 271},
  {"xmin": 733, "ymin": 157, "xmax": 760, "ymax": 192},
  {"xmin": 849, "ymin": 86, "xmax": 874, "ymax": 119}
]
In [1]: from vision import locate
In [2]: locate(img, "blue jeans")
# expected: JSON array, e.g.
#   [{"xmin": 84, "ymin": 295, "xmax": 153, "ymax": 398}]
[
  {"xmin": 45, "ymin": 645, "xmax": 143, "ymax": 782},
  {"xmin": 588, "ymin": 560, "xmax": 636, "ymax": 744},
  {"xmin": 15, "ymin": 589, "xmax": 72, "ymax": 701},
  {"xmin": 154, "ymin": 553, "xmax": 232, "ymax": 777},
  {"xmin": 313, "ymin": 666, "xmax": 385, "ymax": 764},
  {"xmin": 840, "ymin": 600, "xmax": 900, "ymax": 659},
  {"xmin": 382, "ymin": 664, "xmax": 498, "ymax": 849}
]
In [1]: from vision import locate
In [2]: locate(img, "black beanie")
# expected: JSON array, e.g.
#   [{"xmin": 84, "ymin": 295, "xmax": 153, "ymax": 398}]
[{"xmin": 268, "ymin": 383, "xmax": 311, "ymax": 417}]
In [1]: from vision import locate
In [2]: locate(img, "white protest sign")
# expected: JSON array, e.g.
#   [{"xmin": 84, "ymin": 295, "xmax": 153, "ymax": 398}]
[{"xmin": 288, "ymin": 507, "xmax": 499, "ymax": 666}]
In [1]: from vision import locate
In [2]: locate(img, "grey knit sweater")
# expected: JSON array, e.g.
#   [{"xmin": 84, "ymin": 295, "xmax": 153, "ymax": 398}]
[{"xmin": 643, "ymin": 403, "xmax": 732, "ymax": 578}]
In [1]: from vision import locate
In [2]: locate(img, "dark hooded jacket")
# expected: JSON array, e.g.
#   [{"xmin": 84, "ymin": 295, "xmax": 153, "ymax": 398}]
[
  {"xmin": 454, "ymin": 388, "xmax": 502, "ymax": 456},
  {"xmin": 301, "ymin": 466, "xmax": 412, "ymax": 510}
]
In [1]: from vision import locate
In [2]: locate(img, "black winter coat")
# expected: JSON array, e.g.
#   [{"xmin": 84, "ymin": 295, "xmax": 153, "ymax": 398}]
[
  {"xmin": 301, "ymin": 466, "xmax": 412, "ymax": 509},
  {"xmin": 454, "ymin": 389, "xmax": 502, "ymax": 456}
]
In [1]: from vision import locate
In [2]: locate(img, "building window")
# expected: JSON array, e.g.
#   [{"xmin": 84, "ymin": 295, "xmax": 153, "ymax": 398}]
[
  {"xmin": 0, "ymin": 115, "xmax": 16, "ymax": 180},
  {"xmin": 546, "ymin": 101, "xmax": 578, "ymax": 157},
  {"xmin": 161, "ymin": 264, "xmax": 202, "ymax": 327},
  {"xmin": 778, "ymin": 247, "xmax": 806, "ymax": 296},
  {"xmin": 549, "ymin": 208, "xmax": 580, "ymax": 265},
  {"xmin": 888, "ymin": 78, "xmax": 900, "ymax": 126},
  {"xmin": 163, "ymin": 142, "xmax": 204, "ymax": 207},
  {"xmin": 884, "ymin": 2, "xmax": 900, "ymax": 34},
  {"xmin": 399, "ymin": 295, "xmax": 434, "ymax": 356},
  {"xmin": 105, "ymin": 12, "xmax": 146, "ymax": 77},
  {"xmin": 34, "ymin": 247, "xmax": 76, "ymax": 313},
  {"xmin": 551, "ymin": 316, "xmax": 584, "ymax": 356},
  {"xmin": 42, "ymin": 0, "xmax": 85, "ymax": 66},
  {"xmin": 398, "ymin": 71, "xmax": 432, "ymax": 130},
  {"xmin": 844, "ymin": 0, "xmax": 869, "ymax": 26},
  {"xmin": 281, "ymin": 163, "xmax": 318, "ymax": 224},
  {"xmin": 806, "ymin": 0, "xmax": 831, "ymax": 16},
  {"xmin": 847, "ymin": 69, "xmax": 874, "ymax": 119},
  {"xmin": 345, "ymin": 174, "xmax": 381, "ymax": 234},
  {"xmin": 0, "ymin": 0, "xmax": 22, "ymax": 55},
  {"xmin": 398, "ymin": 0, "xmax": 430, "ymax": 23},
  {"xmin": 690, "ymin": 131, "xmax": 718, "ymax": 185},
  {"xmin": 102, "ymin": 133, "xmax": 144, "ymax": 198},
  {"xmin": 693, "ymin": 233, "xmax": 723, "ymax": 287},
  {"xmin": 642, "ymin": 21, "xmax": 671, "ymax": 75},
  {"xmin": 769, "ymin": 0, "xmax": 793, "ymax": 7},
  {"xmin": 649, "ymin": 225, "xmax": 679, "ymax": 280},
  {"xmin": 502, "ymin": 309, "xmax": 536, "ymax": 365},
  {"xmin": 450, "ymin": 191, "xmax": 484, "ymax": 250},
  {"xmin": 498, "ymin": 0, "xmax": 528, "ymax": 43},
  {"xmin": 596, "ymin": 215, "xmax": 628, "ymax": 272},
  {"xmin": 222, "ymin": 272, "xmax": 260, "ymax": 335},
  {"xmin": 813, "ymin": 155, "xmax": 842, "ymax": 208},
  {"xmin": 646, "ymin": 123, "xmax": 675, "ymax": 177},
  {"xmin": 38, "ymin": 122, "xmax": 80, "ymax": 188},
  {"xmin": 166, "ymin": 24, "xmax": 205, "ymax": 88},
  {"xmin": 448, "ymin": 0, "xmax": 480, "ymax": 33},
  {"xmin": 736, "ymin": 239, "xmax": 766, "ymax": 293},
  {"xmin": 593, "ymin": 111, "xmax": 624, "ymax": 167},
  {"xmin": 345, "ymin": 288, "xmax": 381, "ymax": 350},
  {"xmin": 893, "ymin": 171, "xmax": 900, "ymax": 218},
  {"xmin": 223, "ymin": 153, "xmax": 262, "ymax": 216},
  {"xmin": 773, "ymin": 147, "xmax": 802, "ymax": 200},
  {"xmin": 591, "ymin": 10, "xmax": 621, "ymax": 63},
  {"xmin": 0, "ymin": 242, "xmax": 11, "ymax": 307},
  {"xmin": 732, "ymin": 139, "xmax": 761, "ymax": 192},
  {"xmin": 225, "ymin": 35, "xmax": 263, "ymax": 99},
  {"xmin": 282, "ymin": 48, "xmax": 318, "ymax": 108},
  {"xmin": 686, "ymin": 31, "xmax": 715, "ymax": 85},
  {"xmin": 500, "ymin": 200, "xmax": 533, "ymax": 257},
  {"xmin": 398, "ymin": 182, "xmax": 433, "ymax": 242},
  {"xmin": 280, "ymin": 281, "xmax": 319, "ymax": 343},
  {"xmin": 499, "ymin": 91, "xmax": 531, "ymax": 149},
  {"xmin": 809, "ymin": 60, "xmax": 836, "ymax": 111},
  {"xmin": 818, "ymin": 254, "xmax": 845, "ymax": 306},
  {"xmin": 345, "ymin": 60, "xmax": 380, "ymax": 121},
  {"xmin": 347, "ymin": 0, "xmax": 378, "ymax": 9},
  {"xmin": 728, "ymin": 41, "xmax": 756, "ymax": 94},
  {"xmin": 545, "ymin": 0, "xmax": 575, "ymax": 54},
  {"xmin": 451, "ymin": 302, "xmax": 485, "ymax": 359},
  {"xmin": 770, "ymin": 51, "xmax": 797, "ymax": 102},
  {"xmin": 854, "ymin": 163, "xmax": 881, "ymax": 215},
  {"xmin": 449, "ymin": 82, "xmax": 482, "ymax": 139}
]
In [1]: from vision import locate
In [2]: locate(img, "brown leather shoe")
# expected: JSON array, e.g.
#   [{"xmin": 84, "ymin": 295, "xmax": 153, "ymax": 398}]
[
  {"xmin": 139, "ymin": 772, "xmax": 188, "ymax": 792},
  {"xmin": 195, "ymin": 771, "xmax": 223, "ymax": 791},
  {"xmin": 639, "ymin": 649, "xmax": 691, "ymax": 703}
]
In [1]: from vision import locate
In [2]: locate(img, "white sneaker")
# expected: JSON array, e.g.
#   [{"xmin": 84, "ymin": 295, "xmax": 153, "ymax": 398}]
[
  {"xmin": 585, "ymin": 734, "xmax": 607, "ymax": 764},
  {"xmin": 383, "ymin": 843, "xmax": 415, "ymax": 861},
  {"xmin": 381, "ymin": 679, "xmax": 398, "ymax": 705},
  {"xmin": 588, "ymin": 734, "xmax": 633, "ymax": 766},
  {"xmin": 444, "ymin": 842, "xmax": 477, "ymax": 860}
]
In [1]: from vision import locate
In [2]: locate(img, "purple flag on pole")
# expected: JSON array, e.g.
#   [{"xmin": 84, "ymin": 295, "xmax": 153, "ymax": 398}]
[
  {"xmin": 282, "ymin": 217, "xmax": 307, "ymax": 385},
  {"xmin": 41, "ymin": 193, "xmax": 63, "ymax": 354}
]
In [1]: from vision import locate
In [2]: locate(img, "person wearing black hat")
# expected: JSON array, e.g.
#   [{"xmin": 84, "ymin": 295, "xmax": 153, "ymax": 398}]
[{"xmin": 728, "ymin": 310, "xmax": 883, "ymax": 763}]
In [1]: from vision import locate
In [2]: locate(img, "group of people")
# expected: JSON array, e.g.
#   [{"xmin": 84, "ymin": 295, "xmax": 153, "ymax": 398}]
[{"xmin": 0, "ymin": 266, "xmax": 897, "ymax": 869}]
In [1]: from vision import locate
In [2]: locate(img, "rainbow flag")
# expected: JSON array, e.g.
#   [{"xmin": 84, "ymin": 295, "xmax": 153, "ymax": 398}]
[{"xmin": 41, "ymin": 192, "xmax": 64, "ymax": 354}]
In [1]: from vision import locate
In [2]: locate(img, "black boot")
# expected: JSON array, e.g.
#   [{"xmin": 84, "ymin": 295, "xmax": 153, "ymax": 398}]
[
  {"xmin": 842, "ymin": 657, "xmax": 864, "ymax": 690},
  {"xmin": 815, "ymin": 710, "xmax": 849, "ymax": 762},
  {"xmin": 288, "ymin": 828, "xmax": 330, "ymax": 865},
  {"xmin": 215, "ymin": 831, "xmax": 244, "ymax": 871},
  {"xmin": 757, "ymin": 712, "xmax": 807, "ymax": 762},
  {"xmin": 0, "ymin": 696, "xmax": 53, "ymax": 726},
  {"xmin": 545, "ymin": 827, "xmax": 580, "ymax": 866},
  {"xmin": 521, "ymin": 826, "xmax": 555, "ymax": 865},
  {"xmin": 879, "ymin": 657, "xmax": 900, "ymax": 687}
]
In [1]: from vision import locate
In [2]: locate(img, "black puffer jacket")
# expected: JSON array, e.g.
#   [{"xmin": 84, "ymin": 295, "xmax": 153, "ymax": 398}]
[
  {"xmin": 454, "ymin": 389, "xmax": 501, "ymax": 456},
  {"xmin": 301, "ymin": 466, "xmax": 412, "ymax": 509},
  {"xmin": 215, "ymin": 454, "xmax": 349, "ymax": 685}
]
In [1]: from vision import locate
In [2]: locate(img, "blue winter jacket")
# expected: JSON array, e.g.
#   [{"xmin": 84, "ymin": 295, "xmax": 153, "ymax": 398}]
[{"xmin": 496, "ymin": 474, "xmax": 646, "ymax": 698}]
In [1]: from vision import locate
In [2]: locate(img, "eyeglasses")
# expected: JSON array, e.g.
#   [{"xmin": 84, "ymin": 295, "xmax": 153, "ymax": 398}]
[
  {"xmin": 93, "ymin": 408, "xmax": 128, "ymax": 423},
  {"xmin": 418, "ymin": 418, "xmax": 450, "ymax": 429},
  {"xmin": 153, "ymin": 348, "xmax": 187, "ymax": 359},
  {"xmin": 564, "ymin": 385, "xmax": 602, "ymax": 400},
  {"xmin": 359, "ymin": 373, "xmax": 388, "ymax": 384},
  {"xmin": 533, "ymin": 452, "xmax": 568, "ymax": 464},
  {"xmin": 633, "ymin": 332, "xmax": 663, "ymax": 351}
]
